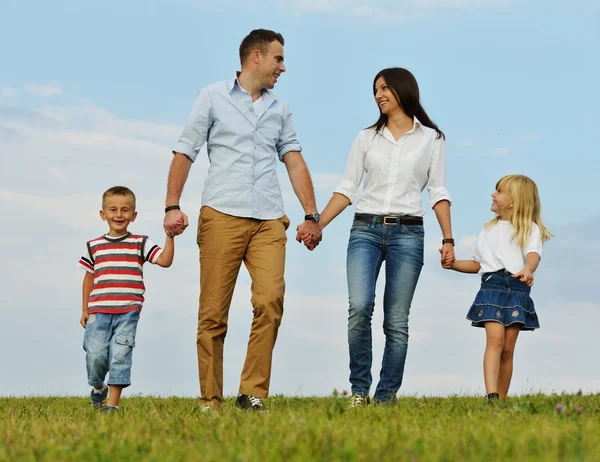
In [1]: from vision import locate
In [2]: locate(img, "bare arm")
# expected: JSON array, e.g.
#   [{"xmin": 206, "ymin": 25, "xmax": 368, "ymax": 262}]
[
  {"xmin": 318, "ymin": 193, "xmax": 351, "ymax": 230},
  {"xmin": 283, "ymin": 151, "xmax": 322, "ymax": 249},
  {"xmin": 511, "ymin": 252, "xmax": 540, "ymax": 286},
  {"xmin": 450, "ymin": 260, "xmax": 481, "ymax": 274},
  {"xmin": 164, "ymin": 153, "xmax": 192, "ymax": 236},
  {"xmin": 80, "ymin": 272, "xmax": 94, "ymax": 328},
  {"xmin": 433, "ymin": 199, "xmax": 454, "ymax": 268},
  {"xmin": 283, "ymin": 151, "xmax": 317, "ymax": 214},
  {"xmin": 155, "ymin": 235, "xmax": 175, "ymax": 268}
]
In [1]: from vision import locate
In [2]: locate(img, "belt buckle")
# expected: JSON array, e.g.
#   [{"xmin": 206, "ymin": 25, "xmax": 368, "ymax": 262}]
[{"xmin": 383, "ymin": 216, "xmax": 397, "ymax": 226}]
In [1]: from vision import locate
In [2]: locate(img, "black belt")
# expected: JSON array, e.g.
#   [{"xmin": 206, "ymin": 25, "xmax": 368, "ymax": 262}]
[{"xmin": 354, "ymin": 214, "xmax": 423, "ymax": 226}]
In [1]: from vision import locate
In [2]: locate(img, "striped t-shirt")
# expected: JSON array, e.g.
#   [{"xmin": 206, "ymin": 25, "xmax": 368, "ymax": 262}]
[{"xmin": 78, "ymin": 233, "xmax": 163, "ymax": 314}]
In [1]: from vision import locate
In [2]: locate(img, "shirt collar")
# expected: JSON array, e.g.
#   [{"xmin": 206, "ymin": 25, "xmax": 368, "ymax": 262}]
[
  {"xmin": 381, "ymin": 116, "xmax": 423, "ymax": 142},
  {"xmin": 227, "ymin": 72, "xmax": 277, "ymax": 105}
]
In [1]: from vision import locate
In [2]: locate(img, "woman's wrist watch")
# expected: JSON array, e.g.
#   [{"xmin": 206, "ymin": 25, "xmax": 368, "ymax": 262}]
[
  {"xmin": 442, "ymin": 238, "xmax": 455, "ymax": 246},
  {"xmin": 305, "ymin": 212, "xmax": 321, "ymax": 223}
]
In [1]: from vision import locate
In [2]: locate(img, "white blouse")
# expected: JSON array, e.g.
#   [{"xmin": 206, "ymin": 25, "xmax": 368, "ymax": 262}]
[
  {"xmin": 334, "ymin": 118, "xmax": 451, "ymax": 217},
  {"xmin": 474, "ymin": 220, "xmax": 543, "ymax": 275}
]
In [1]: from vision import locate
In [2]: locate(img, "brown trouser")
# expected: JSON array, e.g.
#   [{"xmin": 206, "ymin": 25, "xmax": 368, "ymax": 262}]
[{"xmin": 196, "ymin": 206, "xmax": 290, "ymax": 407}]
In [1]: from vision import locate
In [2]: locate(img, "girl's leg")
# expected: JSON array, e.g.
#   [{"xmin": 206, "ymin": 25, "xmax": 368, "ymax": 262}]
[
  {"xmin": 483, "ymin": 322, "xmax": 505, "ymax": 395},
  {"xmin": 498, "ymin": 325, "xmax": 521, "ymax": 400}
]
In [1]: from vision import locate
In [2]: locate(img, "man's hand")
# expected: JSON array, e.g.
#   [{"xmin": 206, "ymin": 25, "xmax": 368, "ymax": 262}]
[
  {"xmin": 512, "ymin": 268, "xmax": 534, "ymax": 287},
  {"xmin": 296, "ymin": 221, "xmax": 322, "ymax": 251},
  {"xmin": 440, "ymin": 243, "xmax": 455, "ymax": 269},
  {"xmin": 164, "ymin": 210, "xmax": 189, "ymax": 237},
  {"xmin": 80, "ymin": 310, "xmax": 89, "ymax": 328}
]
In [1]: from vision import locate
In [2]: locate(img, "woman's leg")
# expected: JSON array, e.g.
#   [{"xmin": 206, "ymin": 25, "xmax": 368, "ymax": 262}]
[
  {"xmin": 346, "ymin": 222, "xmax": 384, "ymax": 398},
  {"xmin": 374, "ymin": 224, "xmax": 424, "ymax": 403},
  {"xmin": 498, "ymin": 325, "xmax": 521, "ymax": 400},
  {"xmin": 483, "ymin": 322, "xmax": 505, "ymax": 395}
]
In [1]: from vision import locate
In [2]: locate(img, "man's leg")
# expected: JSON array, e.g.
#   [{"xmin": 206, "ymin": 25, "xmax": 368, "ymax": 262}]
[
  {"xmin": 197, "ymin": 206, "xmax": 250, "ymax": 407},
  {"xmin": 238, "ymin": 215, "xmax": 289, "ymax": 398}
]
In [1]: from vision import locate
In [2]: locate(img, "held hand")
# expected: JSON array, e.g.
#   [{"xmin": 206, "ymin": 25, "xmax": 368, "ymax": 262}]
[
  {"xmin": 512, "ymin": 268, "xmax": 534, "ymax": 287},
  {"xmin": 296, "ymin": 221, "xmax": 322, "ymax": 251},
  {"xmin": 164, "ymin": 210, "xmax": 189, "ymax": 237},
  {"xmin": 440, "ymin": 243, "xmax": 455, "ymax": 269},
  {"xmin": 80, "ymin": 310, "xmax": 89, "ymax": 329}
]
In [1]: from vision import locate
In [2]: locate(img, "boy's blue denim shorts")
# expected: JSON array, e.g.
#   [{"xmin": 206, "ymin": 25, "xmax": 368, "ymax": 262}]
[
  {"xmin": 83, "ymin": 310, "xmax": 140, "ymax": 387},
  {"xmin": 466, "ymin": 270, "xmax": 540, "ymax": 331}
]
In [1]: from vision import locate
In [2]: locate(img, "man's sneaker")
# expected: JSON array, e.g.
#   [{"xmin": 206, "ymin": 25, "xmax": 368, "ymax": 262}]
[
  {"xmin": 236, "ymin": 394, "xmax": 265, "ymax": 411},
  {"xmin": 485, "ymin": 392, "xmax": 500, "ymax": 403},
  {"xmin": 100, "ymin": 405, "xmax": 119, "ymax": 414},
  {"xmin": 349, "ymin": 393, "xmax": 370, "ymax": 408},
  {"xmin": 90, "ymin": 385, "xmax": 108, "ymax": 409}
]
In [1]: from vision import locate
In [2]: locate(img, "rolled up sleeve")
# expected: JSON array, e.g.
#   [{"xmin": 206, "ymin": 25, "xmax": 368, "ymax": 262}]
[
  {"xmin": 427, "ymin": 136, "xmax": 452, "ymax": 208},
  {"xmin": 173, "ymin": 88, "xmax": 213, "ymax": 163},
  {"xmin": 334, "ymin": 132, "xmax": 365, "ymax": 204},
  {"xmin": 276, "ymin": 103, "xmax": 302, "ymax": 161}
]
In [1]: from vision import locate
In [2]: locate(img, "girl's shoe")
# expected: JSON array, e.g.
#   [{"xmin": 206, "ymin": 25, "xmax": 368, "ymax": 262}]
[{"xmin": 485, "ymin": 392, "xmax": 500, "ymax": 403}]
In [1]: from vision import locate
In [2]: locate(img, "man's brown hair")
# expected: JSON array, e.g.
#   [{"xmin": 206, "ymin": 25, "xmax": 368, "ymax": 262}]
[{"xmin": 239, "ymin": 29, "xmax": 284, "ymax": 65}]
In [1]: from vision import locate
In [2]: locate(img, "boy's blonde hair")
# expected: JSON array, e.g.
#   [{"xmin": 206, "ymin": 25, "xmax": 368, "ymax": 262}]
[
  {"xmin": 102, "ymin": 186, "xmax": 136, "ymax": 210},
  {"xmin": 485, "ymin": 174, "xmax": 553, "ymax": 248}
]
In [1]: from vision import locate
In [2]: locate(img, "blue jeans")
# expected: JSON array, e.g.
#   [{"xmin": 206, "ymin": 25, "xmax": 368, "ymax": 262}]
[
  {"xmin": 83, "ymin": 310, "xmax": 139, "ymax": 388},
  {"xmin": 346, "ymin": 217, "xmax": 424, "ymax": 402}
]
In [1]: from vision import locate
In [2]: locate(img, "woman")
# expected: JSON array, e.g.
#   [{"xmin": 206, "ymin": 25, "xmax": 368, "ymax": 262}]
[{"xmin": 303, "ymin": 68, "xmax": 455, "ymax": 406}]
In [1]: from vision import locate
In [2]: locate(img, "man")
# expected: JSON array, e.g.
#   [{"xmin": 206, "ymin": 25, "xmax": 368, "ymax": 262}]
[{"xmin": 163, "ymin": 29, "xmax": 322, "ymax": 411}]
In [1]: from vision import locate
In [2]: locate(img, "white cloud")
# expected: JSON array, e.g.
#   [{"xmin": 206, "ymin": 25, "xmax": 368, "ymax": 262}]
[
  {"xmin": 193, "ymin": 0, "xmax": 510, "ymax": 19},
  {"xmin": 24, "ymin": 83, "xmax": 64, "ymax": 97},
  {"xmin": 1, "ymin": 85, "xmax": 17, "ymax": 98},
  {"xmin": 491, "ymin": 147, "xmax": 511, "ymax": 155}
]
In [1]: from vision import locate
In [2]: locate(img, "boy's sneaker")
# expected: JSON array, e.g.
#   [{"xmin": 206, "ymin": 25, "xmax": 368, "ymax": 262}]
[
  {"xmin": 349, "ymin": 393, "xmax": 370, "ymax": 408},
  {"xmin": 485, "ymin": 392, "xmax": 500, "ymax": 403},
  {"xmin": 101, "ymin": 405, "xmax": 119, "ymax": 414},
  {"xmin": 236, "ymin": 394, "xmax": 265, "ymax": 411},
  {"xmin": 90, "ymin": 385, "xmax": 108, "ymax": 409}
]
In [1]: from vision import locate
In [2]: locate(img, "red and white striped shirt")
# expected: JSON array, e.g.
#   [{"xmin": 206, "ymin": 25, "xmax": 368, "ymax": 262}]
[{"xmin": 78, "ymin": 233, "xmax": 163, "ymax": 314}]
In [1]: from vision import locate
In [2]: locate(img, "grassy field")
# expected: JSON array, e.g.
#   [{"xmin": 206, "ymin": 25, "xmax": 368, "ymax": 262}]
[{"xmin": 1, "ymin": 393, "xmax": 598, "ymax": 461}]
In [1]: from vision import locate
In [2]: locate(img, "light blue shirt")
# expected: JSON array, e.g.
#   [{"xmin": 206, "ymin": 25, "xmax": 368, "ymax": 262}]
[{"xmin": 173, "ymin": 77, "xmax": 302, "ymax": 220}]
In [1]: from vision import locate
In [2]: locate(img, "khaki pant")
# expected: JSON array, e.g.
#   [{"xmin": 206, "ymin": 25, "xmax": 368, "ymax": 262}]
[{"xmin": 196, "ymin": 206, "xmax": 290, "ymax": 407}]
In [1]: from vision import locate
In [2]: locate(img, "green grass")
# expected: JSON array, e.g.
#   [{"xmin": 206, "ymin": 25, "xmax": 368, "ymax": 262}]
[{"xmin": 1, "ymin": 394, "xmax": 598, "ymax": 461}]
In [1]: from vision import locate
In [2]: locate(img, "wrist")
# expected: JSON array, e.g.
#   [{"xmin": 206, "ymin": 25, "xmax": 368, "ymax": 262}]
[
  {"xmin": 165, "ymin": 205, "xmax": 180, "ymax": 213},
  {"xmin": 442, "ymin": 238, "xmax": 455, "ymax": 246}
]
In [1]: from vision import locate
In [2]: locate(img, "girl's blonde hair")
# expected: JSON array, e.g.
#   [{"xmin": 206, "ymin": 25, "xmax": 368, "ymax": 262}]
[{"xmin": 485, "ymin": 174, "xmax": 553, "ymax": 248}]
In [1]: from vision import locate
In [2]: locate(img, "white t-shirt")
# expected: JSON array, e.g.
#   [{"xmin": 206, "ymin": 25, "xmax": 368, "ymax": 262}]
[{"xmin": 473, "ymin": 221, "xmax": 543, "ymax": 275}]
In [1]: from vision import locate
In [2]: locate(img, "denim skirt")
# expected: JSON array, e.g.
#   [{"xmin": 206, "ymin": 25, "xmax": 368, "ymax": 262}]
[{"xmin": 466, "ymin": 270, "xmax": 540, "ymax": 331}]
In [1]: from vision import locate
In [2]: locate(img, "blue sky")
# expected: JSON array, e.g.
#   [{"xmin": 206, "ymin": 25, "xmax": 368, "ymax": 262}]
[{"xmin": 1, "ymin": 0, "xmax": 598, "ymax": 398}]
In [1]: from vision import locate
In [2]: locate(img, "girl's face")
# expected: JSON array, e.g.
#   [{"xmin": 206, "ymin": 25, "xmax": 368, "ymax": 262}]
[{"xmin": 491, "ymin": 189, "xmax": 513, "ymax": 218}]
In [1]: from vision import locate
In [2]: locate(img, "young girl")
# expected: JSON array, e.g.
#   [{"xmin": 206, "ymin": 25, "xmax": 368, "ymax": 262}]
[{"xmin": 449, "ymin": 174, "xmax": 552, "ymax": 402}]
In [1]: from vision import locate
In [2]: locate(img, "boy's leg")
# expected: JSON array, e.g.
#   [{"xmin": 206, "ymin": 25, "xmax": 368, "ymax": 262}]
[
  {"xmin": 83, "ymin": 313, "xmax": 111, "ymax": 406},
  {"xmin": 498, "ymin": 325, "xmax": 521, "ymax": 400},
  {"xmin": 483, "ymin": 322, "xmax": 505, "ymax": 395},
  {"xmin": 197, "ymin": 206, "xmax": 250, "ymax": 407},
  {"xmin": 106, "ymin": 310, "xmax": 140, "ymax": 406},
  {"xmin": 238, "ymin": 215, "xmax": 289, "ymax": 399}
]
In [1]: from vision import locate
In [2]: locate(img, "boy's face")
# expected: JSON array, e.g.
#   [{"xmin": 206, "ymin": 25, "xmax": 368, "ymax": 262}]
[{"xmin": 100, "ymin": 194, "xmax": 137, "ymax": 236}]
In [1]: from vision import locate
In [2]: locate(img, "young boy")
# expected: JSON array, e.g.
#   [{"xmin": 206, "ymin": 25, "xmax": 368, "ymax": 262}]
[{"xmin": 78, "ymin": 186, "xmax": 174, "ymax": 412}]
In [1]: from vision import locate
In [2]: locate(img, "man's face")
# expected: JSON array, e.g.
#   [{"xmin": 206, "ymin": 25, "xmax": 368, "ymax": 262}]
[{"xmin": 258, "ymin": 41, "xmax": 286, "ymax": 89}]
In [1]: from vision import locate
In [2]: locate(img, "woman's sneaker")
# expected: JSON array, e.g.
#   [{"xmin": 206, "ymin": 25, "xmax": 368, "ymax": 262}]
[
  {"xmin": 349, "ymin": 393, "xmax": 370, "ymax": 408},
  {"xmin": 90, "ymin": 385, "xmax": 108, "ymax": 408}
]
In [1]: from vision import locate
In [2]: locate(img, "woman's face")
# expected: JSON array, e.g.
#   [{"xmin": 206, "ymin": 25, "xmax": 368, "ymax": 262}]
[{"xmin": 374, "ymin": 77, "xmax": 401, "ymax": 115}]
